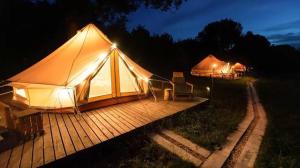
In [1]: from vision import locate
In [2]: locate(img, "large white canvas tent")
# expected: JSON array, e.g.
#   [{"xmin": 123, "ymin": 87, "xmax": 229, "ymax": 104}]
[
  {"xmin": 191, "ymin": 54, "xmax": 232, "ymax": 77},
  {"xmin": 8, "ymin": 24, "xmax": 152, "ymax": 111}
]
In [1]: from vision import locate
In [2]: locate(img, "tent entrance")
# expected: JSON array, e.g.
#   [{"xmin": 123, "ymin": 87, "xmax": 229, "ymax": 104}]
[
  {"xmin": 86, "ymin": 50, "xmax": 142, "ymax": 103},
  {"xmin": 88, "ymin": 56, "xmax": 113, "ymax": 102}
]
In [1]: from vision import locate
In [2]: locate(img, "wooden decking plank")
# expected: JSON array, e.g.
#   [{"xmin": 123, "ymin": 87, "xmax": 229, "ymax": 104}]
[
  {"xmin": 163, "ymin": 101, "xmax": 186, "ymax": 110},
  {"xmin": 43, "ymin": 113, "xmax": 55, "ymax": 164},
  {"xmin": 61, "ymin": 114, "xmax": 85, "ymax": 151},
  {"xmin": 138, "ymin": 101, "xmax": 176, "ymax": 117},
  {"xmin": 0, "ymin": 149, "xmax": 12, "ymax": 168},
  {"xmin": 7, "ymin": 144, "xmax": 23, "ymax": 168},
  {"xmin": 81, "ymin": 113, "xmax": 108, "ymax": 142},
  {"xmin": 126, "ymin": 103, "xmax": 162, "ymax": 120},
  {"xmin": 91, "ymin": 110, "xmax": 120, "ymax": 137},
  {"xmin": 111, "ymin": 107, "xmax": 145, "ymax": 127},
  {"xmin": 86, "ymin": 112, "xmax": 114, "ymax": 139},
  {"xmin": 55, "ymin": 114, "xmax": 76, "ymax": 156},
  {"xmin": 112, "ymin": 107, "xmax": 144, "ymax": 128},
  {"xmin": 105, "ymin": 107, "xmax": 136, "ymax": 130},
  {"xmin": 129, "ymin": 101, "xmax": 164, "ymax": 118},
  {"xmin": 162, "ymin": 102, "xmax": 187, "ymax": 115},
  {"xmin": 68, "ymin": 114, "xmax": 93, "ymax": 148},
  {"xmin": 100, "ymin": 109, "xmax": 132, "ymax": 133},
  {"xmin": 117, "ymin": 108, "xmax": 146, "ymax": 126},
  {"xmin": 144, "ymin": 102, "xmax": 173, "ymax": 116},
  {"xmin": 32, "ymin": 136, "xmax": 44, "ymax": 168},
  {"xmin": 20, "ymin": 139, "xmax": 33, "ymax": 168},
  {"xmin": 74, "ymin": 114, "xmax": 101, "ymax": 145},
  {"xmin": 118, "ymin": 104, "xmax": 152, "ymax": 123},
  {"xmin": 96, "ymin": 109, "xmax": 127, "ymax": 134},
  {"xmin": 49, "ymin": 114, "xmax": 66, "ymax": 160}
]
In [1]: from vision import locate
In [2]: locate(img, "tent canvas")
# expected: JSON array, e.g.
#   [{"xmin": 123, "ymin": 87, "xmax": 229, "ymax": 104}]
[
  {"xmin": 191, "ymin": 54, "xmax": 231, "ymax": 77},
  {"xmin": 8, "ymin": 24, "xmax": 152, "ymax": 111}
]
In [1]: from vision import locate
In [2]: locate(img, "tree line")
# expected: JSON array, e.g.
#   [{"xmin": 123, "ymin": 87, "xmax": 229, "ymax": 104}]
[{"xmin": 1, "ymin": 0, "xmax": 300, "ymax": 79}]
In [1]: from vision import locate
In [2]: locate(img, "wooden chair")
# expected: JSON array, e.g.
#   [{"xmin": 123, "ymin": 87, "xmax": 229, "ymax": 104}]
[
  {"xmin": 0, "ymin": 101, "xmax": 43, "ymax": 140},
  {"xmin": 13, "ymin": 109, "xmax": 44, "ymax": 140},
  {"xmin": 170, "ymin": 72, "xmax": 194, "ymax": 100}
]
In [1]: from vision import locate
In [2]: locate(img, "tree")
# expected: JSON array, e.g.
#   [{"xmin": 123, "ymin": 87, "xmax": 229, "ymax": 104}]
[
  {"xmin": 0, "ymin": 0, "xmax": 185, "ymax": 79},
  {"xmin": 196, "ymin": 19, "xmax": 242, "ymax": 58},
  {"xmin": 232, "ymin": 31, "xmax": 271, "ymax": 73}
]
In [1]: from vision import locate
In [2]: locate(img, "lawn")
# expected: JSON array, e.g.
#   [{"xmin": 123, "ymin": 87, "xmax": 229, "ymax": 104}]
[
  {"xmin": 255, "ymin": 78, "xmax": 300, "ymax": 168},
  {"xmin": 161, "ymin": 76, "xmax": 249, "ymax": 150}
]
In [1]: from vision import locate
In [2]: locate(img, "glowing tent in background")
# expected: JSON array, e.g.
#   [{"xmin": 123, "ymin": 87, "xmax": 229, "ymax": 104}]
[
  {"xmin": 191, "ymin": 54, "xmax": 229, "ymax": 77},
  {"xmin": 232, "ymin": 62, "xmax": 246, "ymax": 72},
  {"xmin": 8, "ymin": 24, "xmax": 152, "ymax": 111}
]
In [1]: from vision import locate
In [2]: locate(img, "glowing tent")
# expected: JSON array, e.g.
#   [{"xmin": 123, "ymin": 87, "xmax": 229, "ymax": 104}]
[
  {"xmin": 232, "ymin": 62, "xmax": 246, "ymax": 72},
  {"xmin": 8, "ymin": 24, "xmax": 152, "ymax": 111},
  {"xmin": 191, "ymin": 54, "xmax": 231, "ymax": 77}
]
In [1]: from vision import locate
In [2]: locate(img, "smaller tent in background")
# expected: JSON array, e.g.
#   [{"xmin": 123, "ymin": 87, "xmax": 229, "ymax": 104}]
[
  {"xmin": 232, "ymin": 62, "xmax": 246, "ymax": 72},
  {"xmin": 231, "ymin": 62, "xmax": 246, "ymax": 77},
  {"xmin": 191, "ymin": 54, "xmax": 232, "ymax": 77}
]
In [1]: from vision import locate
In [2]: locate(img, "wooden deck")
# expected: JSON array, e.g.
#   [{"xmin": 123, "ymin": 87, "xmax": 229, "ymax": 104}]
[{"xmin": 0, "ymin": 97, "xmax": 207, "ymax": 168}]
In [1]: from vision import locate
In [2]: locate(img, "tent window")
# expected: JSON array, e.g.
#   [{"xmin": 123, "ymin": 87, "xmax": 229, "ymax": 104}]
[
  {"xmin": 89, "ymin": 57, "xmax": 112, "ymax": 98},
  {"xmin": 15, "ymin": 88, "xmax": 27, "ymax": 98},
  {"xmin": 119, "ymin": 57, "xmax": 140, "ymax": 93}
]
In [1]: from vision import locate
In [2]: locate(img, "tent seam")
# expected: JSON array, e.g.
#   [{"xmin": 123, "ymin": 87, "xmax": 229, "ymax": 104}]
[{"xmin": 65, "ymin": 24, "xmax": 91, "ymax": 86}]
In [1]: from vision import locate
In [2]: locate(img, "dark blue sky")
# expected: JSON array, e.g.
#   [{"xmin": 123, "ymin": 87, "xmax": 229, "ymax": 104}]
[{"xmin": 128, "ymin": 0, "xmax": 300, "ymax": 47}]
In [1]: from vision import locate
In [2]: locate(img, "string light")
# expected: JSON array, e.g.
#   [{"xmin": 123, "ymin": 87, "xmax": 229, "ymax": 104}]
[
  {"xmin": 206, "ymin": 86, "xmax": 210, "ymax": 92},
  {"xmin": 111, "ymin": 43, "xmax": 117, "ymax": 49}
]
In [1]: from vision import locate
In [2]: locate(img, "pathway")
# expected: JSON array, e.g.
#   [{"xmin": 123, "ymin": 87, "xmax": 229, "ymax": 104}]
[{"xmin": 202, "ymin": 82, "xmax": 267, "ymax": 168}]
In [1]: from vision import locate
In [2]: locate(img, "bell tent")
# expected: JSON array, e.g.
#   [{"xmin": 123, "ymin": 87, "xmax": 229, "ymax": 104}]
[
  {"xmin": 232, "ymin": 62, "xmax": 246, "ymax": 72},
  {"xmin": 191, "ymin": 54, "xmax": 230, "ymax": 77},
  {"xmin": 8, "ymin": 24, "xmax": 152, "ymax": 112}
]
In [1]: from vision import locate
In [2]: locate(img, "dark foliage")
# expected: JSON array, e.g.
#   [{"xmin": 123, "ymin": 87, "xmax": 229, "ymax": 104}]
[
  {"xmin": 196, "ymin": 19, "xmax": 243, "ymax": 59},
  {"xmin": 0, "ymin": 1, "xmax": 300, "ymax": 80},
  {"xmin": 0, "ymin": 0, "xmax": 183, "ymax": 79}
]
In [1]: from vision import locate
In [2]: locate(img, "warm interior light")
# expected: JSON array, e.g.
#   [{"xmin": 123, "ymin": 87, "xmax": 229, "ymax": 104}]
[
  {"xmin": 16, "ymin": 88, "xmax": 26, "ymax": 98},
  {"xmin": 212, "ymin": 64, "xmax": 217, "ymax": 68},
  {"xmin": 55, "ymin": 88, "xmax": 74, "ymax": 100},
  {"xmin": 68, "ymin": 52, "xmax": 108, "ymax": 86},
  {"xmin": 221, "ymin": 63, "xmax": 231, "ymax": 73},
  {"xmin": 111, "ymin": 43, "xmax": 117, "ymax": 49}
]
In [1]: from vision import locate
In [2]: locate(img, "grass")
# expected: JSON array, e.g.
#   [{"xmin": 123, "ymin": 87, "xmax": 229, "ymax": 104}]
[
  {"xmin": 255, "ymin": 78, "xmax": 300, "ymax": 168},
  {"xmin": 161, "ymin": 76, "xmax": 249, "ymax": 150}
]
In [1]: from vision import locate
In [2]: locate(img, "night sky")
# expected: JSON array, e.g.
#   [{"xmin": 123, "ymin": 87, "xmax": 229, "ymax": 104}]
[{"xmin": 128, "ymin": 0, "xmax": 300, "ymax": 47}]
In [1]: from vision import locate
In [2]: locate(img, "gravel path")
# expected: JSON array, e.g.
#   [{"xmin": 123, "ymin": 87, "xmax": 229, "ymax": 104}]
[
  {"xmin": 222, "ymin": 84, "xmax": 260, "ymax": 168},
  {"xmin": 201, "ymin": 82, "xmax": 267, "ymax": 168}
]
